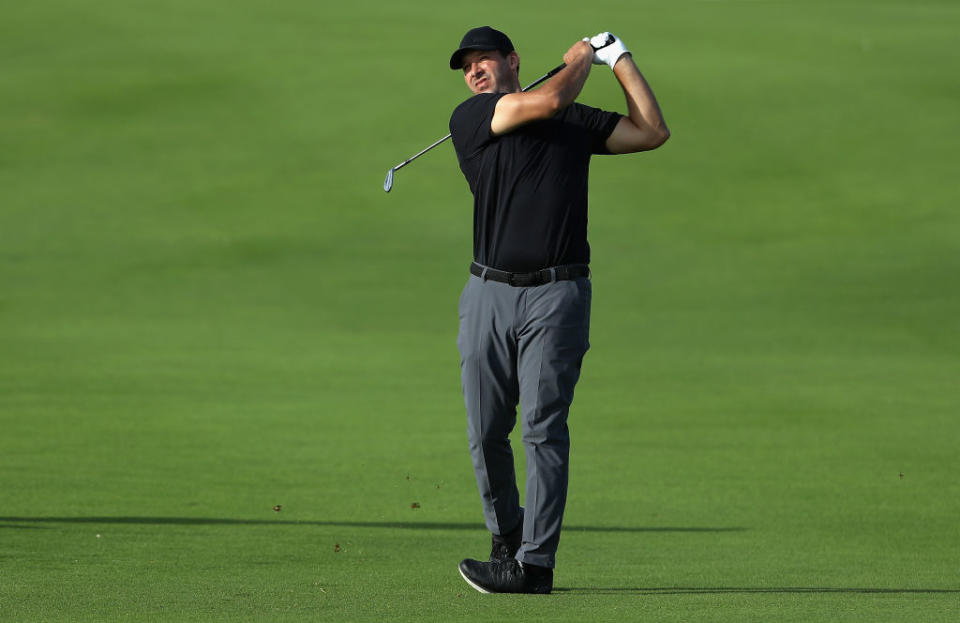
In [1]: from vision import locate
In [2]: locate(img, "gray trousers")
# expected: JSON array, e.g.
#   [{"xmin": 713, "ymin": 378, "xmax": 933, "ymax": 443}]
[{"xmin": 457, "ymin": 271, "xmax": 591, "ymax": 568}]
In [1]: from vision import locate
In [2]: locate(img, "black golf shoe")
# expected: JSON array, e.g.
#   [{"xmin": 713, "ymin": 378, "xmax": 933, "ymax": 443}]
[
  {"xmin": 490, "ymin": 519, "xmax": 522, "ymax": 561},
  {"xmin": 458, "ymin": 558, "xmax": 553, "ymax": 594}
]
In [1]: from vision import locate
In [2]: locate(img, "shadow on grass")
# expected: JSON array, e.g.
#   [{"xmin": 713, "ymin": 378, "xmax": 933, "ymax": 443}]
[
  {"xmin": 0, "ymin": 516, "xmax": 743, "ymax": 533},
  {"xmin": 554, "ymin": 587, "xmax": 960, "ymax": 595}
]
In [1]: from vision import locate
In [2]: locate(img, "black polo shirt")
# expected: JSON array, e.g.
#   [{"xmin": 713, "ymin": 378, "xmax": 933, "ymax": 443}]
[{"xmin": 449, "ymin": 93, "xmax": 620, "ymax": 273}]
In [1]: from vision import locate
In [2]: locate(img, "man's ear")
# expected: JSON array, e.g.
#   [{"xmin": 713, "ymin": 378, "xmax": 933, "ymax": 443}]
[{"xmin": 507, "ymin": 51, "xmax": 520, "ymax": 74}]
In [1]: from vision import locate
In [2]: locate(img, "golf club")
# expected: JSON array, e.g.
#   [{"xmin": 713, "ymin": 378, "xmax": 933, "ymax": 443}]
[{"xmin": 383, "ymin": 34, "xmax": 615, "ymax": 193}]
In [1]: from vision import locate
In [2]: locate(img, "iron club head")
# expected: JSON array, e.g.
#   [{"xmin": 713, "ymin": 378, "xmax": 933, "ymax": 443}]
[{"xmin": 383, "ymin": 168, "xmax": 395, "ymax": 192}]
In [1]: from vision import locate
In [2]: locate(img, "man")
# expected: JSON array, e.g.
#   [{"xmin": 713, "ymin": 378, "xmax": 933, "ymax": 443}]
[{"xmin": 448, "ymin": 26, "xmax": 669, "ymax": 594}]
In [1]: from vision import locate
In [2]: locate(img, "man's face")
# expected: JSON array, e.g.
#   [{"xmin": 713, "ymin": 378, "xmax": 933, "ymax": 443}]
[{"xmin": 461, "ymin": 49, "xmax": 517, "ymax": 95}]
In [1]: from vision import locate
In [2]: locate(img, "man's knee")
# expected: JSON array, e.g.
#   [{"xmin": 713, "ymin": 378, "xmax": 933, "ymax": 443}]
[
  {"xmin": 468, "ymin": 413, "xmax": 517, "ymax": 449},
  {"xmin": 521, "ymin": 418, "xmax": 570, "ymax": 448}
]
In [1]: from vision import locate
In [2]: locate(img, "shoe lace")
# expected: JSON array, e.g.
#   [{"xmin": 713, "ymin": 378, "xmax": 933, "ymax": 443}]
[{"xmin": 495, "ymin": 559, "xmax": 525, "ymax": 584}]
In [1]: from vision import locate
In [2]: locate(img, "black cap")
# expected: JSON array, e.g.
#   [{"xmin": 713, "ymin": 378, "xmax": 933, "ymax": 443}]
[{"xmin": 449, "ymin": 26, "xmax": 514, "ymax": 70}]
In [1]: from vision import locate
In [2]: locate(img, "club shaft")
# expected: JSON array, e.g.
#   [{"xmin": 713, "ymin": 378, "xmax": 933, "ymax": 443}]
[
  {"xmin": 392, "ymin": 133, "xmax": 452, "ymax": 172},
  {"xmin": 523, "ymin": 63, "xmax": 566, "ymax": 91}
]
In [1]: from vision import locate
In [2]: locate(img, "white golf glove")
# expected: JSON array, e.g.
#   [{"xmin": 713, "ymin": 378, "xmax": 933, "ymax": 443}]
[{"xmin": 588, "ymin": 32, "xmax": 629, "ymax": 70}]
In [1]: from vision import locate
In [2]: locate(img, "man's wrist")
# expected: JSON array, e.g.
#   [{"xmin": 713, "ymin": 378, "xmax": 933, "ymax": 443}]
[{"xmin": 612, "ymin": 51, "xmax": 632, "ymax": 70}]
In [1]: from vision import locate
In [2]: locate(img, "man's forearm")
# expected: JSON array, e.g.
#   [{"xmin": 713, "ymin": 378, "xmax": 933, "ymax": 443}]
[
  {"xmin": 613, "ymin": 54, "xmax": 668, "ymax": 135},
  {"xmin": 542, "ymin": 42, "xmax": 594, "ymax": 112},
  {"xmin": 490, "ymin": 42, "xmax": 593, "ymax": 136}
]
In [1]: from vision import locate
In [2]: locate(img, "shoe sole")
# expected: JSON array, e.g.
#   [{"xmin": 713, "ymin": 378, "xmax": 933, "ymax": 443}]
[{"xmin": 458, "ymin": 565, "xmax": 493, "ymax": 594}]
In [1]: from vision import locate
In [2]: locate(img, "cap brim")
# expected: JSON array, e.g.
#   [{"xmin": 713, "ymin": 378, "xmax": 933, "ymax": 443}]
[{"xmin": 449, "ymin": 45, "xmax": 497, "ymax": 70}]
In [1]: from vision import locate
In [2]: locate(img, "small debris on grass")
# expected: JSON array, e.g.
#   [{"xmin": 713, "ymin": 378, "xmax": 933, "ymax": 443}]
[
  {"xmin": 899, "ymin": 472, "xmax": 904, "ymax": 479},
  {"xmin": 273, "ymin": 504, "xmax": 282, "ymax": 512},
  {"xmin": 410, "ymin": 502, "xmax": 421, "ymax": 509},
  {"xmin": 334, "ymin": 543, "xmax": 341, "ymax": 553},
  {"xmin": 95, "ymin": 534, "xmax": 101, "ymax": 539},
  {"xmin": 405, "ymin": 474, "xmax": 410, "ymax": 480}
]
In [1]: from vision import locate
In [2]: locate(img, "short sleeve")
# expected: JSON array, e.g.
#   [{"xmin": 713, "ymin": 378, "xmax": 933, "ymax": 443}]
[
  {"xmin": 449, "ymin": 93, "xmax": 506, "ymax": 161},
  {"xmin": 566, "ymin": 103, "xmax": 622, "ymax": 155}
]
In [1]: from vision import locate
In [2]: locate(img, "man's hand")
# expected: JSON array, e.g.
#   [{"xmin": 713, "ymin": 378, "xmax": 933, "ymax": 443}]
[
  {"xmin": 588, "ymin": 32, "xmax": 629, "ymax": 70},
  {"xmin": 563, "ymin": 39, "xmax": 594, "ymax": 67}
]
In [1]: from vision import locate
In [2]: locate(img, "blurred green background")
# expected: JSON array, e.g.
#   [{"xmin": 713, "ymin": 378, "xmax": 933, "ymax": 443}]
[{"xmin": 1, "ymin": 1, "xmax": 958, "ymax": 620}]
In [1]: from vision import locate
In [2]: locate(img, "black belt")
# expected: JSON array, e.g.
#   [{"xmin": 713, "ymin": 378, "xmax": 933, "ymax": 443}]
[{"xmin": 470, "ymin": 262, "xmax": 590, "ymax": 287}]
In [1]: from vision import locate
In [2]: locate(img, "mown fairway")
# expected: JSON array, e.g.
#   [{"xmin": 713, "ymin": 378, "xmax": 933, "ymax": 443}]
[{"xmin": 1, "ymin": 1, "xmax": 958, "ymax": 620}]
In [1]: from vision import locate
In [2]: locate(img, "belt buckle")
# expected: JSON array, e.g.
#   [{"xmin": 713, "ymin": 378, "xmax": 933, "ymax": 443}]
[{"xmin": 514, "ymin": 272, "xmax": 536, "ymax": 287}]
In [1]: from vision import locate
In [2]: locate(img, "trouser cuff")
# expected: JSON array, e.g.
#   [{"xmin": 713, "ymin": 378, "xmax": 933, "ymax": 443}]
[{"xmin": 516, "ymin": 550, "xmax": 555, "ymax": 569}]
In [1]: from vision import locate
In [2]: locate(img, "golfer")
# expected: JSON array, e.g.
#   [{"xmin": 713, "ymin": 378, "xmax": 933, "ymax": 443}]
[{"xmin": 449, "ymin": 26, "xmax": 669, "ymax": 594}]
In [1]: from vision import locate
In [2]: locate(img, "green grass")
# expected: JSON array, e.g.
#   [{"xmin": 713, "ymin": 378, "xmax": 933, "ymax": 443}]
[{"xmin": 2, "ymin": 0, "xmax": 959, "ymax": 620}]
